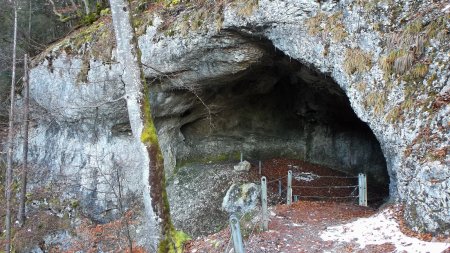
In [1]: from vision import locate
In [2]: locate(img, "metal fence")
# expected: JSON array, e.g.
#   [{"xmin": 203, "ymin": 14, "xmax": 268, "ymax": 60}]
[{"xmin": 228, "ymin": 162, "xmax": 368, "ymax": 252}]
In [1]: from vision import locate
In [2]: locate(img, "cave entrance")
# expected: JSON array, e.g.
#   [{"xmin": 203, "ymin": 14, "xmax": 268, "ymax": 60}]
[{"xmin": 178, "ymin": 45, "xmax": 389, "ymax": 205}]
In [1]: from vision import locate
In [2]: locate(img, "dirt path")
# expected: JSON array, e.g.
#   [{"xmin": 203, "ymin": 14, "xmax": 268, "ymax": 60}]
[
  {"xmin": 184, "ymin": 201, "xmax": 377, "ymax": 253},
  {"xmin": 184, "ymin": 201, "xmax": 450, "ymax": 253}
]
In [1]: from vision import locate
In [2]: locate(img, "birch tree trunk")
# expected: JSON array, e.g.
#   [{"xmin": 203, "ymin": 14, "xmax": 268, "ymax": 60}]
[
  {"xmin": 5, "ymin": 0, "xmax": 18, "ymax": 252},
  {"xmin": 109, "ymin": 1, "xmax": 188, "ymax": 251},
  {"xmin": 18, "ymin": 54, "xmax": 29, "ymax": 226}
]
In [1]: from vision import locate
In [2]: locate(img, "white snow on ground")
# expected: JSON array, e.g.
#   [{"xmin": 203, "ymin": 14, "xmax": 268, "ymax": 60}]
[
  {"xmin": 320, "ymin": 206, "xmax": 450, "ymax": 253},
  {"xmin": 294, "ymin": 172, "xmax": 318, "ymax": 182},
  {"xmin": 443, "ymin": 4, "xmax": 450, "ymax": 12}
]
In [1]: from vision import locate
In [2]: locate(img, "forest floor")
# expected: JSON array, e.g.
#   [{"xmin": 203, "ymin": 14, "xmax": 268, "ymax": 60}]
[{"xmin": 184, "ymin": 158, "xmax": 450, "ymax": 253}]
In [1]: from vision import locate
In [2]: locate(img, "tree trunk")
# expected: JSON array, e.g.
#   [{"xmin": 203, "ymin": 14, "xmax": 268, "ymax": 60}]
[
  {"xmin": 18, "ymin": 54, "xmax": 29, "ymax": 227},
  {"xmin": 28, "ymin": 0, "xmax": 32, "ymax": 52},
  {"xmin": 82, "ymin": 0, "xmax": 90, "ymax": 14},
  {"xmin": 47, "ymin": 0, "xmax": 64, "ymax": 20},
  {"xmin": 109, "ymin": 0, "xmax": 188, "ymax": 251},
  {"xmin": 115, "ymin": 167, "xmax": 133, "ymax": 253},
  {"xmin": 5, "ymin": 0, "xmax": 18, "ymax": 252}
]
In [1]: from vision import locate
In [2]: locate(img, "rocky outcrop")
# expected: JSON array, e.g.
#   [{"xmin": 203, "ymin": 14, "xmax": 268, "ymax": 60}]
[
  {"xmin": 222, "ymin": 183, "xmax": 260, "ymax": 214},
  {"xmin": 234, "ymin": 161, "xmax": 251, "ymax": 172},
  {"xmin": 19, "ymin": 0, "xmax": 449, "ymax": 246}
]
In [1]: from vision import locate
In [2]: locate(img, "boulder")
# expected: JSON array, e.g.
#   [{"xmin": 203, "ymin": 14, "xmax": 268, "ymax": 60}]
[
  {"xmin": 222, "ymin": 183, "xmax": 259, "ymax": 214},
  {"xmin": 233, "ymin": 161, "xmax": 251, "ymax": 172}
]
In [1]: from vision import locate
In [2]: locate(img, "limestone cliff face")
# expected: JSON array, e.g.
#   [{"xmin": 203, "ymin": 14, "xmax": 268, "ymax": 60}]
[{"xmin": 21, "ymin": 0, "xmax": 449, "ymax": 244}]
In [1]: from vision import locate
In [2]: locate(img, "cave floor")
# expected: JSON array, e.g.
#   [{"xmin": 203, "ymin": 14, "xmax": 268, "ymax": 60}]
[{"xmin": 183, "ymin": 158, "xmax": 450, "ymax": 253}]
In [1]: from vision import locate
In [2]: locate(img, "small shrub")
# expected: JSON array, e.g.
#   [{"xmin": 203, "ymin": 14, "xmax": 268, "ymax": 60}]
[
  {"xmin": 164, "ymin": 0, "xmax": 181, "ymax": 7},
  {"xmin": 404, "ymin": 19, "xmax": 423, "ymax": 35},
  {"xmin": 12, "ymin": 212, "xmax": 71, "ymax": 252},
  {"xmin": 380, "ymin": 49, "xmax": 414, "ymax": 76},
  {"xmin": 234, "ymin": 0, "xmax": 259, "ymax": 16},
  {"xmin": 100, "ymin": 8, "xmax": 111, "ymax": 17},
  {"xmin": 411, "ymin": 63, "xmax": 429, "ymax": 80},
  {"xmin": 386, "ymin": 105, "xmax": 403, "ymax": 123},
  {"xmin": 343, "ymin": 48, "xmax": 372, "ymax": 74},
  {"xmin": 215, "ymin": 12, "xmax": 224, "ymax": 32},
  {"xmin": 306, "ymin": 12, "xmax": 326, "ymax": 36},
  {"xmin": 191, "ymin": 10, "xmax": 206, "ymax": 30},
  {"xmin": 327, "ymin": 12, "xmax": 347, "ymax": 42},
  {"xmin": 306, "ymin": 11, "xmax": 347, "ymax": 42},
  {"xmin": 76, "ymin": 56, "xmax": 90, "ymax": 84},
  {"xmin": 355, "ymin": 82, "xmax": 367, "ymax": 93},
  {"xmin": 393, "ymin": 51, "xmax": 414, "ymax": 75},
  {"xmin": 365, "ymin": 91, "xmax": 386, "ymax": 115},
  {"xmin": 80, "ymin": 12, "xmax": 99, "ymax": 26},
  {"xmin": 381, "ymin": 15, "xmax": 447, "ymax": 82},
  {"xmin": 331, "ymin": 25, "xmax": 348, "ymax": 42}
]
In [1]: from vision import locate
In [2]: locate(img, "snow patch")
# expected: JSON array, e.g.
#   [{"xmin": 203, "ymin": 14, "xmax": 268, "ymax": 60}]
[
  {"xmin": 443, "ymin": 4, "xmax": 450, "ymax": 12},
  {"xmin": 320, "ymin": 207, "xmax": 450, "ymax": 253},
  {"xmin": 294, "ymin": 172, "xmax": 319, "ymax": 182}
]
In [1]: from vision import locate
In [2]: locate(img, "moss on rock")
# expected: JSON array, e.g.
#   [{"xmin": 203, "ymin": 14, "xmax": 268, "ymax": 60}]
[{"xmin": 157, "ymin": 224, "xmax": 190, "ymax": 253}]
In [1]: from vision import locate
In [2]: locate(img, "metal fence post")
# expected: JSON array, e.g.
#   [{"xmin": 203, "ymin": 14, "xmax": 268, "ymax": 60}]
[
  {"xmin": 278, "ymin": 179, "xmax": 282, "ymax": 197},
  {"xmin": 358, "ymin": 173, "xmax": 367, "ymax": 206},
  {"xmin": 230, "ymin": 215, "xmax": 245, "ymax": 253},
  {"xmin": 261, "ymin": 176, "xmax": 268, "ymax": 231},
  {"xmin": 259, "ymin": 161, "xmax": 262, "ymax": 175},
  {"xmin": 240, "ymin": 151, "xmax": 243, "ymax": 162},
  {"xmin": 287, "ymin": 170, "xmax": 292, "ymax": 205}
]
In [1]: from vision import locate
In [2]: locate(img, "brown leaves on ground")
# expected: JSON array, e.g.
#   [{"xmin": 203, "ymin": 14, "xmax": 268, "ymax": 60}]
[
  {"xmin": 65, "ymin": 209, "xmax": 140, "ymax": 253},
  {"xmin": 183, "ymin": 158, "xmax": 447, "ymax": 253},
  {"xmin": 185, "ymin": 201, "xmax": 450, "ymax": 253},
  {"xmin": 10, "ymin": 211, "xmax": 71, "ymax": 253},
  {"xmin": 184, "ymin": 201, "xmax": 377, "ymax": 253}
]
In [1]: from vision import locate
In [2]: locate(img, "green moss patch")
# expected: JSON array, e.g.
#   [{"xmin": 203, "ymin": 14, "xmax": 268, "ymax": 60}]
[{"xmin": 158, "ymin": 224, "xmax": 191, "ymax": 253}]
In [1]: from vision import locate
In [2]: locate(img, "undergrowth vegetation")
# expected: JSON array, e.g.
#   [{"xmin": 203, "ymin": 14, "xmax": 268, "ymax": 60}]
[
  {"xmin": 343, "ymin": 48, "xmax": 372, "ymax": 74},
  {"xmin": 34, "ymin": 0, "xmax": 260, "ymax": 69},
  {"xmin": 306, "ymin": 11, "xmax": 348, "ymax": 43},
  {"xmin": 380, "ymin": 14, "xmax": 449, "ymax": 124},
  {"xmin": 379, "ymin": 16, "xmax": 447, "ymax": 83}
]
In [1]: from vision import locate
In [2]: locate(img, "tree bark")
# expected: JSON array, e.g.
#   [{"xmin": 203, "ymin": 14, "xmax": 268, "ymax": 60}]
[
  {"xmin": 108, "ymin": 0, "xmax": 170, "ymax": 250},
  {"xmin": 28, "ymin": 0, "xmax": 32, "ymax": 52},
  {"xmin": 18, "ymin": 54, "xmax": 29, "ymax": 227},
  {"xmin": 82, "ymin": 0, "xmax": 90, "ymax": 14},
  {"xmin": 47, "ymin": 0, "xmax": 64, "ymax": 20},
  {"xmin": 5, "ymin": 0, "xmax": 18, "ymax": 252}
]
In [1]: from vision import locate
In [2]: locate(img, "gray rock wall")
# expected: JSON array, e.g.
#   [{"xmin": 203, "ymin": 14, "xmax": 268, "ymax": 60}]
[{"xmin": 19, "ymin": 0, "xmax": 449, "ymax": 242}]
